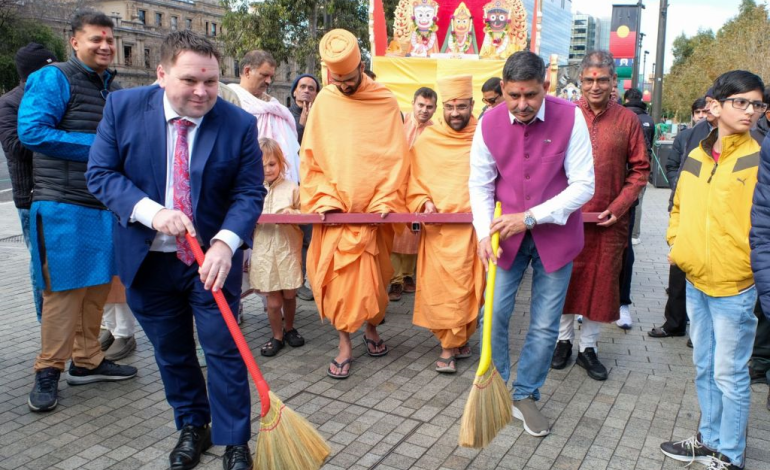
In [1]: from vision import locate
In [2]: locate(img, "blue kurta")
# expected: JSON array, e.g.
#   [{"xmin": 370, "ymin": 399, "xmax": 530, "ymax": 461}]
[{"xmin": 18, "ymin": 59, "xmax": 115, "ymax": 292}]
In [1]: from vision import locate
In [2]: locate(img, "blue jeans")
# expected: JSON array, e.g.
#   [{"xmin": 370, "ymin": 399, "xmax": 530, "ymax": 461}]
[
  {"xmin": 687, "ymin": 283, "xmax": 757, "ymax": 467},
  {"xmin": 18, "ymin": 208, "xmax": 43, "ymax": 322},
  {"xmin": 481, "ymin": 232, "xmax": 573, "ymax": 401}
]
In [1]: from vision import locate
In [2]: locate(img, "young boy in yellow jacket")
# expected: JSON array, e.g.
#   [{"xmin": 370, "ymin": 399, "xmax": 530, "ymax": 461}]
[{"xmin": 661, "ymin": 70, "xmax": 765, "ymax": 470}]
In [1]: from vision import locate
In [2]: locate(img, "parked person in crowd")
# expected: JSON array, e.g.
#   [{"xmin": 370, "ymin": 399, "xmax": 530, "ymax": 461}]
[
  {"xmin": 664, "ymin": 69, "xmax": 765, "ymax": 470},
  {"xmin": 18, "ymin": 10, "xmax": 136, "ymax": 413},
  {"xmin": 651, "ymin": 94, "xmax": 716, "ymax": 343},
  {"xmin": 615, "ymin": 88, "xmax": 654, "ymax": 329},
  {"xmin": 554, "ymin": 51, "xmax": 649, "ymax": 381},
  {"xmin": 0, "ymin": 42, "xmax": 57, "ymax": 323},
  {"xmin": 288, "ymin": 73, "xmax": 320, "ymax": 302},
  {"xmin": 87, "ymin": 30, "xmax": 265, "ymax": 470},
  {"xmin": 228, "ymin": 50, "xmax": 300, "ymax": 183},
  {"xmin": 407, "ymin": 75, "xmax": 482, "ymax": 374},
  {"xmin": 470, "ymin": 51, "xmax": 594, "ymax": 437},
  {"xmin": 389, "ymin": 86, "xmax": 437, "ymax": 302},
  {"xmin": 301, "ymin": 29, "xmax": 408, "ymax": 379},
  {"xmin": 749, "ymin": 85, "xmax": 770, "ymax": 410},
  {"xmin": 250, "ymin": 138, "xmax": 304, "ymax": 357},
  {"xmin": 478, "ymin": 76, "xmax": 503, "ymax": 118}
]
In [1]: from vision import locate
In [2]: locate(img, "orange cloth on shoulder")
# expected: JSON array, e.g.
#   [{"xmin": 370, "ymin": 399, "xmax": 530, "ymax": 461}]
[
  {"xmin": 300, "ymin": 74, "xmax": 409, "ymax": 332},
  {"xmin": 406, "ymin": 116, "xmax": 484, "ymax": 343}
]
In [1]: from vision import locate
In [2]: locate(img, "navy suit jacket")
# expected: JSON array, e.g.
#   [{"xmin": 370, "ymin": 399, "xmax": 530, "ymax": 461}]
[{"xmin": 86, "ymin": 85, "xmax": 265, "ymax": 295}]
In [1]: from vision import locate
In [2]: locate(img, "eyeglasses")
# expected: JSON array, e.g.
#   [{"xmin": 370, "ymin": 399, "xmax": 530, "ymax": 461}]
[
  {"xmin": 483, "ymin": 95, "xmax": 501, "ymax": 105},
  {"xmin": 720, "ymin": 98, "xmax": 768, "ymax": 113},
  {"xmin": 581, "ymin": 77, "xmax": 612, "ymax": 87}
]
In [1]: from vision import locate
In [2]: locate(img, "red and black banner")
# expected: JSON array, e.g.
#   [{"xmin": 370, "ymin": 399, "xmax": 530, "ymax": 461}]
[{"xmin": 609, "ymin": 5, "xmax": 638, "ymax": 59}]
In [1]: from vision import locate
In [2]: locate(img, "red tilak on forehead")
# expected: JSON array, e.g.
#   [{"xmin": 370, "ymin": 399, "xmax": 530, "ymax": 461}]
[
  {"xmin": 201, "ymin": 68, "xmax": 206, "ymax": 72},
  {"xmin": 592, "ymin": 72, "xmax": 597, "ymax": 76},
  {"xmin": 102, "ymin": 30, "xmax": 106, "ymax": 35}
]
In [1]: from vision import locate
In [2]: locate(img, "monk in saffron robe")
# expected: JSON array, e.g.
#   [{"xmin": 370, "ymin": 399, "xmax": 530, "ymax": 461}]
[
  {"xmin": 554, "ymin": 51, "xmax": 649, "ymax": 381},
  {"xmin": 407, "ymin": 75, "xmax": 484, "ymax": 374},
  {"xmin": 300, "ymin": 29, "xmax": 409, "ymax": 379}
]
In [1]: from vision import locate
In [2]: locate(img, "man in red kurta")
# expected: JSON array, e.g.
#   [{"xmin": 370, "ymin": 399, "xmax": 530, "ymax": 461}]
[{"xmin": 552, "ymin": 51, "xmax": 650, "ymax": 381}]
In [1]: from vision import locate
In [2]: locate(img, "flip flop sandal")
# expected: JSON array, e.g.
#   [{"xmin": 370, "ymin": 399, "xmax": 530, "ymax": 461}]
[
  {"xmin": 456, "ymin": 344, "xmax": 472, "ymax": 359},
  {"xmin": 435, "ymin": 355, "xmax": 456, "ymax": 373},
  {"xmin": 327, "ymin": 358, "xmax": 352, "ymax": 379},
  {"xmin": 363, "ymin": 336, "xmax": 389, "ymax": 357},
  {"xmin": 283, "ymin": 328, "xmax": 305, "ymax": 347},
  {"xmin": 260, "ymin": 338, "xmax": 284, "ymax": 357}
]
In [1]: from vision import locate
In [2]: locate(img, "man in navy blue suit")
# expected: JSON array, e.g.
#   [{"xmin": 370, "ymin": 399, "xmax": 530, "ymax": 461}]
[{"xmin": 86, "ymin": 31, "xmax": 265, "ymax": 470}]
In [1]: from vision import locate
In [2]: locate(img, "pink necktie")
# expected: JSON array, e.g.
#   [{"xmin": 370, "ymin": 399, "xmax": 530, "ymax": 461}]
[{"xmin": 172, "ymin": 118, "xmax": 196, "ymax": 265}]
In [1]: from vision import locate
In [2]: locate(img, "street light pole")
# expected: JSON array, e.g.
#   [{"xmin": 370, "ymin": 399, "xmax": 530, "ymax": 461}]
[
  {"xmin": 630, "ymin": 0, "xmax": 645, "ymax": 90},
  {"xmin": 643, "ymin": 50, "xmax": 649, "ymax": 88},
  {"xmin": 651, "ymin": 0, "xmax": 668, "ymax": 123}
]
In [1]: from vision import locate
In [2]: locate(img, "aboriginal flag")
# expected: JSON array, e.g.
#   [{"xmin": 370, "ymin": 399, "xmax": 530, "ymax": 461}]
[{"xmin": 610, "ymin": 5, "xmax": 638, "ymax": 59}]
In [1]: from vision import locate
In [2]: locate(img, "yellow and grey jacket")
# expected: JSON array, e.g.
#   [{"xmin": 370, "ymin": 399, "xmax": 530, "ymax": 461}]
[{"xmin": 667, "ymin": 130, "xmax": 760, "ymax": 297}]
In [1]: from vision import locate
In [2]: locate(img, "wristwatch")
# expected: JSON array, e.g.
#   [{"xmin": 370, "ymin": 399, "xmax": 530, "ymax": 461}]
[{"xmin": 523, "ymin": 211, "xmax": 537, "ymax": 230}]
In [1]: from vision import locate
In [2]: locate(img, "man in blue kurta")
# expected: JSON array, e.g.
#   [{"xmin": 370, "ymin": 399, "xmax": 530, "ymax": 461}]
[{"xmin": 18, "ymin": 10, "xmax": 137, "ymax": 413}]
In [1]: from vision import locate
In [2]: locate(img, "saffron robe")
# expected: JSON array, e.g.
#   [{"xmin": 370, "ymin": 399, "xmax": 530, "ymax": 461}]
[
  {"xmin": 563, "ymin": 98, "xmax": 650, "ymax": 322},
  {"xmin": 406, "ymin": 117, "xmax": 484, "ymax": 347},
  {"xmin": 300, "ymin": 75, "xmax": 409, "ymax": 332}
]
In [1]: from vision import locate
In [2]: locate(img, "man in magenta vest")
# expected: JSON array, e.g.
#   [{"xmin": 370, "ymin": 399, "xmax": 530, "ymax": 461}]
[
  {"xmin": 470, "ymin": 51, "xmax": 595, "ymax": 437},
  {"xmin": 553, "ymin": 51, "xmax": 649, "ymax": 382}
]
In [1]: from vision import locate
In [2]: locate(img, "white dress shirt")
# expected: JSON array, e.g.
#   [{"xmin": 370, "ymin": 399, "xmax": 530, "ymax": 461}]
[
  {"xmin": 130, "ymin": 93, "xmax": 242, "ymax": 255},
  {"xmin": 469, "ymin": 99, "xmax": 595, "ymax": 241}
]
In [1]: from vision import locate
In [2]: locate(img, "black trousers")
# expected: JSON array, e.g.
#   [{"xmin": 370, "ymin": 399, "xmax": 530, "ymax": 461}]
[
  {"xmin": 661, "ymin": 265, "xmax": 688, "ymax": 334},
  {"xmin": 619, "ymin": 206, "xmax": 635, "ymax": 306}
]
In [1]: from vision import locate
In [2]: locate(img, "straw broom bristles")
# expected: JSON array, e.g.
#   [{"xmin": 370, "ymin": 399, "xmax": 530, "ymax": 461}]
[
  {"xmin": 458, "ymin": 366, "xmax": 512, "ymax": 448},
  {"xmin": 255, "ymin": 391, "xmax": 331, "ymax": 470},
  {"xmin": 458, "ymin": 202, "xmax": 511, "ymax": 449}
]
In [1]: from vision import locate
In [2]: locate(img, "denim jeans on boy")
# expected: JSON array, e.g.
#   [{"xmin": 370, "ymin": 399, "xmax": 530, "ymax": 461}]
[
  {"xmin": 18, "ymin": 208, "xmax": 43, "ymax": 322},
  {"xmin": 479, "ymin": 232, "xmax": 573, "ymax": 401},
  {"xmin": 687, "ymin": 282, "xmax": 757, "ymax": 467}
]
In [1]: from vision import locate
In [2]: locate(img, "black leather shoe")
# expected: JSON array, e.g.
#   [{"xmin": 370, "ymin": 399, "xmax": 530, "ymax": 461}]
[
  {"xmin": 576, "ymin": 348, "xmax": 608, "ymax": 381},
  {"xmin": 551, "ymin": 340, "xmax": 572, "ymax": 370},
  {"xmin": 170, "ymin": 424, "xmax": 212, "ymax": 470},
  {"xmin": 223, "ymin": 444, "xmax": 252, "ymax": 470}
]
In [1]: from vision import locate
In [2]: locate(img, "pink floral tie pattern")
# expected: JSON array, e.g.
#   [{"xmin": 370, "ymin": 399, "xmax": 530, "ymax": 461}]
[{"xmin": 173, "ymin": 118, "xmax": 196, "ymax": 265}]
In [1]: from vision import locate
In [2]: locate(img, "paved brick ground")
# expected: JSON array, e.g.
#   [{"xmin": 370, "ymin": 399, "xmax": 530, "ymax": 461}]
[{"xmin": 0, "ymin": 186, "xmax": 768, "ymax": 470}]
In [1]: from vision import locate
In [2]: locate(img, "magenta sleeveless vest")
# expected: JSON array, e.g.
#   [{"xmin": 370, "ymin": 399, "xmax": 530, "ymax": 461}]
[{"xmin": 480, "ymin": 95, "xmax": 584, "ymax": 273}]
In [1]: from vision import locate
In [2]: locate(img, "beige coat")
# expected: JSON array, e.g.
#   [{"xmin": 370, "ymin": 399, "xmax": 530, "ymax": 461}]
[{"xmin": 249, "ymin": 177, "xmax": 304, "ymax": 292}]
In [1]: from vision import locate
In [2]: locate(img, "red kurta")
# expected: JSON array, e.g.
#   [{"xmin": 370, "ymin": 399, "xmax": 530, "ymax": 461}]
[{"xmin": 563, "ymin": 98, "xmax": 650, "ymax": 322}]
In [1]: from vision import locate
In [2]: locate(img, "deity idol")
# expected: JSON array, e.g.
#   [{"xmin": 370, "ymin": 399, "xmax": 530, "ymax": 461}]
[
  {"xmin": 408, "ymin": 0, "xmax": 440, "ymax": 57},
  {"xmin": 479, "ymin": 0, "xmax": 527, "ymax": 60},
  {"xmin": 441, "ymin": 2, "xmax": 478, "ymax": 56}
]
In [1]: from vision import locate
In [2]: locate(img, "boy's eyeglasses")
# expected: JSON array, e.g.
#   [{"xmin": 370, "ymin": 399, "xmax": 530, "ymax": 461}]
[
  {"xmin": 720, "ymin": 98, "xmax": 768, "ymax": 113},
  {"xmin": 483, "ymin": 95, "xmax": 501, "ymax": 105}
]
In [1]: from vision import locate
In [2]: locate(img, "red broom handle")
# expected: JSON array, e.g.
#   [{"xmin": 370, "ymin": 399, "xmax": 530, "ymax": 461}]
[{"xmin": 185, "ymin": 233, "xmax": 272, "ymax": 417}]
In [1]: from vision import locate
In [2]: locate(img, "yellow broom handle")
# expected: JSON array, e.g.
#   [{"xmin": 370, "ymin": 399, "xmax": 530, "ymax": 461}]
[{"xmin": 477, "ymin": 202, "xmax": 502, "ymax": 377}]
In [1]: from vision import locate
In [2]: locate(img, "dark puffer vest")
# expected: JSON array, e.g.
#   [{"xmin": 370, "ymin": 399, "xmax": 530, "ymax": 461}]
[{"xmin": 32, "ymin": 58, "xmax": 120, "ymax": 209}]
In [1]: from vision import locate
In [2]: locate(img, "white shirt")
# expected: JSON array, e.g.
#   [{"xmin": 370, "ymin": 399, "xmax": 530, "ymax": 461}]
[
  {"xmin": 130, "ymin": 93, "xmax": 241, "ymax": 255},
  {"xmin": 469, "ymin": 100, "xmax": 595, "ymax": 240}
]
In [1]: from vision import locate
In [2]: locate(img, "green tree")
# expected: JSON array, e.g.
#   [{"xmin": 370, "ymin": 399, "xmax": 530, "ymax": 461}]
[
  {"xmin": 0, "ymin": 14, "xmax": 67, "ymax": 93},
  {"xmin": 671, "ymin": 29, "xmax": 714, "ymax": 69},
  {"xmin": 663, "ymin": 1, "xmax": 770, "ymax": 120},
  {"xmin": 222, "ymin": 0, "xmax": 400, "ymax": 75}
]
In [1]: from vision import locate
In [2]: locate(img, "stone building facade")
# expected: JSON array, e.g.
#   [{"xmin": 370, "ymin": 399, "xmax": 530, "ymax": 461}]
[{"xmin": 38, "ymin": 0, "xmax": 296, "ymax": 103}]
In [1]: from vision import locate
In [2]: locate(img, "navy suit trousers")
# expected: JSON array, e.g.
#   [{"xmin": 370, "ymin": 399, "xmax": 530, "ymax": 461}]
[{"xmin": 126, "ymin": 252, "xmax": 251, "ymax": 445}]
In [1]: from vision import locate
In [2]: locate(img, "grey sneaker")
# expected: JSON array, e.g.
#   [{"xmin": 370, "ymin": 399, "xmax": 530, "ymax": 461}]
[
  {"xmin": 104, "ymin": 336, "xmax": 137, "ymax": 361},
  {"xmin": 660, "ymin": 434, "xmax": 719, "ymax": 464},
  {"xmin": 66, "ymin": 359, "xmax": 137, "ymax": 385},
  {"xmin": 99, "ymin": 329, "xmax": 114, "ymax": 351},
  {"xmin": 513, "ymin": 398, "xmax": 550, "ymax": 437},
  {"xmin": 297, "ymin": 286, "xmax": 314, "ymax": 301}
]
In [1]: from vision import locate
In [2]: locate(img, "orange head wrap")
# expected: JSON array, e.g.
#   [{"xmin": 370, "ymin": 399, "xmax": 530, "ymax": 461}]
[
  {"xmin": 437, "ymin": 75, "xmax": 474, "ymax": 103},
  {"xmin": 319, "ymin": 29, "xmax": 361, "ymax": 76}
]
